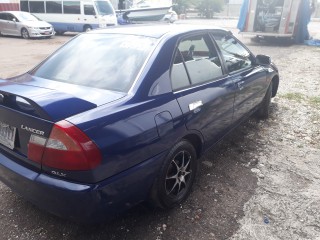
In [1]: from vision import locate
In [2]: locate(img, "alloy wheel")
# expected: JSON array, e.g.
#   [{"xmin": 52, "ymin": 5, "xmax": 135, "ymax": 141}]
[{"xmin": 165, "ymin": 150, "xmax": 192, "ymax": 197}]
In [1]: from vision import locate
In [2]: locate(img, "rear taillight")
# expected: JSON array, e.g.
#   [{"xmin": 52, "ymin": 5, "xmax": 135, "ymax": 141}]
[{"xmin": 28, "ymin": 120, "xmax": 101, "ymax": 171}]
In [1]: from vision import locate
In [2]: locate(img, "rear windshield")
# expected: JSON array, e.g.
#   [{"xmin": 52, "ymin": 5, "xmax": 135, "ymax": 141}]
[{"xmin": 32, "ymin": 34, "xmax": 157, "ymax": 92}]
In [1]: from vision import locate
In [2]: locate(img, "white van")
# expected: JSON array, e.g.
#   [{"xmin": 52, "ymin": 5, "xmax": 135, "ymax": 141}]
[{"xmin": 20, "ymin": 0, "xmax": 117, "ymax": 34}]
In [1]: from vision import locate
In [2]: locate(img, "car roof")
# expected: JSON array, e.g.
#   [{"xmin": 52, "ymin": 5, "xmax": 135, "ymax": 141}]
[
  {"xmin": 1, "ymin": 11, "xmax": 20, "ymax": 13},
  {"xmin": 89, "ymin": 24, "xmax": 228, "ymax": 39},
  {"xmin": 0, "ymin": 11, "xmax": 27, "ymax": 15}
]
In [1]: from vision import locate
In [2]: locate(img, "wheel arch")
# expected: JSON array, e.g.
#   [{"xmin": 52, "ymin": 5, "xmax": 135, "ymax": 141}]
[
  {"xmin": 271, "ymin": 75, "xmax": 279, "ymax": 98},
  {"xmin": 21, "ymin": 27, "xmax": 30, "ymax": 39},
  {"xmin": 83, "ymin": 24, "xmax": 92, "ymax": 32},
  {"xmin": 182, "ymin": 132, "xmax": 204, "ymax": 159}
]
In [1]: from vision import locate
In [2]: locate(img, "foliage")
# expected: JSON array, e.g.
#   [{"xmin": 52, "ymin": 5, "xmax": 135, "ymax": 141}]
[
  {"xmin": 173, "ymin": 0, "xmax": 195, "ymax": 14},
  {"xmin": 281, "ymin": 92, "xmax": 305, "ymax": 102},
  {"xmin": 196, "ymin": 0, "xmax": 224, "ymax": 18},
  {"xmin": 173, "ymin": 0, "xmax": 224, "ymax": 18}
]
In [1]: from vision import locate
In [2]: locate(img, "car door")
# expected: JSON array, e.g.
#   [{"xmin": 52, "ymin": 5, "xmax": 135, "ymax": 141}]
[
  {"xmin": 5, "ymin": 13, "xmax": 20, "ymax": 36},
  {"xmin": 171, "ymin": 32, "xmax": 236, "ymax": 148},
  {"xmin": 211, "ymin": 32, "xmax": 268, "ymax": 123},
  {"xmin": 0, "ymin": 13, "xmax": 10, "ymax": 35},
  {"xmin": 82, "ymin": 3, "xmax": 98, "ymax": 27},
  {"xmin": 0, "ymin": 13, "xmax": 5, "ymax": 34}
]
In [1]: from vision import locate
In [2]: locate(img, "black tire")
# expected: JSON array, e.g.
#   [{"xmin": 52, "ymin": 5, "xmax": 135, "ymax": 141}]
[
  {"xmin": 150, "ymin": 140, "xmax": 198, "ymax": 209},
  {"xmin": 21, "ymin": 28, "xmax": 30, "ymax": 39},
  {"xmin": 55, "ymin": 31, "xmax": 65, "ymax": 36},
  {"xmin": 84, "ymin": 25, "xmax": 92, "ymax": 32},
  {"xmin": 256, "ymin": 81, "xmax": 273, "ymax": 119},
  {"xmin": 251, "ymin": 36, "xmax": 261, "ymax": 43}
]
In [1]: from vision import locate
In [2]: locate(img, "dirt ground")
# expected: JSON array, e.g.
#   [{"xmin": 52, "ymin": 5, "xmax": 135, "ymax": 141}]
[{"xmin": 0, "ymin": 19, "xmax": 320, "ymax": 240}]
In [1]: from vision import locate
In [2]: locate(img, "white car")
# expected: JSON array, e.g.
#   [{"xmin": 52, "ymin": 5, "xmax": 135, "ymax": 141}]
[{"xmin": 0, "ymin": 11, "xmax": 55, "ymax": 39}]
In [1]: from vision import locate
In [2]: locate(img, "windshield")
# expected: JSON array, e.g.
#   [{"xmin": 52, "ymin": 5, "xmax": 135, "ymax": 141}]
[
  {"xmin": 94, "ymin": 1, "xmax": 114, "ymax": 15},
  {"xmin": 32, "ymin": 34, "xmax": 157, "ymax": 93},
  {"xmin": 16, "ymin": 12, "xmax": 40, "ymax": 21}
]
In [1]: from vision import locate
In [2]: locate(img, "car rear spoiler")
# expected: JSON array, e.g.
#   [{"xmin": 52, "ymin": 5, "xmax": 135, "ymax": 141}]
[{"xmin": 0, "ymin": 79, "xmax": 97, "ymax": 122}]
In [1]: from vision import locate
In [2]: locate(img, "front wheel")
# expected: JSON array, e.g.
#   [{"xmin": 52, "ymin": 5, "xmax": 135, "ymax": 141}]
[
  {"xmin": 21, "ymin": 28, "xmax": 30, "ymax": 39},
  {"xmin": 84, "ymin": 25, "xmax": 92, "ymax": 32},
  {"xmin": 150, "ymin": 140, "xmax": 198, "ymax": 209},
  {"xmin": 256, "ymin": 81, "xmax": 273, "ymax": 119}
]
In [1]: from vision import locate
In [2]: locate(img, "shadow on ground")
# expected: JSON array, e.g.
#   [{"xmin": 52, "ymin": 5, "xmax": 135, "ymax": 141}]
[{"xmin": 1, "ymin": 107, "xmax": 280, "ymax": 240}]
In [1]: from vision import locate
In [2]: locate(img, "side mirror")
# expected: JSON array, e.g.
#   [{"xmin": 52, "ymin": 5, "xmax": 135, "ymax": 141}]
[
  {"xmin": 13, "ymin": 18, "xmax": 17, "ymax": 22},
  {"xmin": 256, "ymin": 54, "xmax": 271, "ymax": 65}
]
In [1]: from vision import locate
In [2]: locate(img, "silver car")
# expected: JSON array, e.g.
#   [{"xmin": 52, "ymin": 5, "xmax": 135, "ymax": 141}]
[{"xmin": 0, "ymin": 11, "xmax": 54, "ymax": 39}]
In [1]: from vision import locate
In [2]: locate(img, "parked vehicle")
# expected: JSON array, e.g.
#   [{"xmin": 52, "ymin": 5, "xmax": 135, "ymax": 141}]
[
  {"xmin": 0, "ymin": 11, "xmax": 54, "ymax": 38},
  {"xmin": 117, "ymin": 6, "xmax": 171, "ymax": 22},
  {"xmin": 238, "ymin": 0, "xmax": 315, "ymax": 43},
  {"xmin": 0, "ymin": 24, "xmax": 279, "ymax": 222},
  {"xmin": 19, "ymin": 0, "xmax": 117, "ymax": 34}
]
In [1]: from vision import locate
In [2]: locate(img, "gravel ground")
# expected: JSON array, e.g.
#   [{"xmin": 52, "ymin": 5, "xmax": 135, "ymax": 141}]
[
  {"xmin": 232, "ymin": 23, "xmax": 320, "ymax": 239},
  {"xmin": 0, "ymin": 19, "xmax": 319, "ymax": 240}
]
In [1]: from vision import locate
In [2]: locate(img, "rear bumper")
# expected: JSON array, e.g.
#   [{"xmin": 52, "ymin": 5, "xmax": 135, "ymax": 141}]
[{"xmin": 0, "ymin": 150, "xmax": 165, "ymax": 223}]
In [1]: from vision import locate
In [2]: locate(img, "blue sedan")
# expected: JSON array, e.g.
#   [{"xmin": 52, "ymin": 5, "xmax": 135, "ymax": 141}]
[{"xmin": 0, "ymin": 25, "xmax": 279, "ymax": 222}]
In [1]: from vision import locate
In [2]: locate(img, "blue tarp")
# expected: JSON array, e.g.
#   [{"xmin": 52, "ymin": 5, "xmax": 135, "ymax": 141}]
[
  {"xmin": 296, "ymin": 0, "xmax": 312, "ymax": 43},
  {"xmin": 237, "ymin": 0, "xmax": 249, "ymax": 32},
  {"xmin": 304, "ymin": 39, "xmax": 320, "ymax": 46}
]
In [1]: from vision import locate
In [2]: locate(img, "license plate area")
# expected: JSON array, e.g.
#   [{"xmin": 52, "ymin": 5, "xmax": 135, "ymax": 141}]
[{"xmin": 0, "ymin": 122, "xmax": 16, "ymax": 150}]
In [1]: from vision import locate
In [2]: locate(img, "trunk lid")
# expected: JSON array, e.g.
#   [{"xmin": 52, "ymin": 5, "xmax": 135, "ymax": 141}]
[{"xmin": 0, "ymin": 75, "xmax": 125, "ymax": 168}]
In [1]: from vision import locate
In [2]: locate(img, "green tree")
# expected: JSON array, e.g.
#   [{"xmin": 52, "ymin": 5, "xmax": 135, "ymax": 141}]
[
  {"xmin": 173, "ymin": 0, "xmax": 195, "ymax": 14},
  {"xmin": 196, "ymin": 0, "xmax": 224, "ymax": 18}
]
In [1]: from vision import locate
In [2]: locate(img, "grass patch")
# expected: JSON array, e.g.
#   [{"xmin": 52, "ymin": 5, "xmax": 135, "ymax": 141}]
[
  {"xmin": 309, "ymin": 96, "xmax": 320, "ymax": 108},
  {"xmin": 281, "ymin": 92, "xmax": 305, "ymax": 102}
]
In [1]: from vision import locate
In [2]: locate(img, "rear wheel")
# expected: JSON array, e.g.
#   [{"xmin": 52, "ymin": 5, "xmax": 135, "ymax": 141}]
[
  {"xmin": 21, "ymin": 28, "xmax": 30, "ymax": 39},
  {"xmin": 256, "ymin": 81, "xmax": 273, "ymax": 119},
  {"xmin": 251, "ymin": 36, "xmax": 261, "ymax": 43},
  {"xmin": 150, "ymin": 140, "xmax": 198, "ymax": 209}
]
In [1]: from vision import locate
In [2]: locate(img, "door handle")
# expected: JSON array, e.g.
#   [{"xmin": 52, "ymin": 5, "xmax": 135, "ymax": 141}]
[
  {"xmin": 237, "ymin": 81, "xmax": 245, "ymax": 90},
  {"xmin": 189, "ymin": 101, "xmax": 203, "ymax": 111}
]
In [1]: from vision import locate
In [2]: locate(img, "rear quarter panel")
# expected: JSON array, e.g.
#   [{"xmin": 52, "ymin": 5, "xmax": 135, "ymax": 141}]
[{"xmin": 68, "ymin": 94, "xmax": 185, "ymax": 183}]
